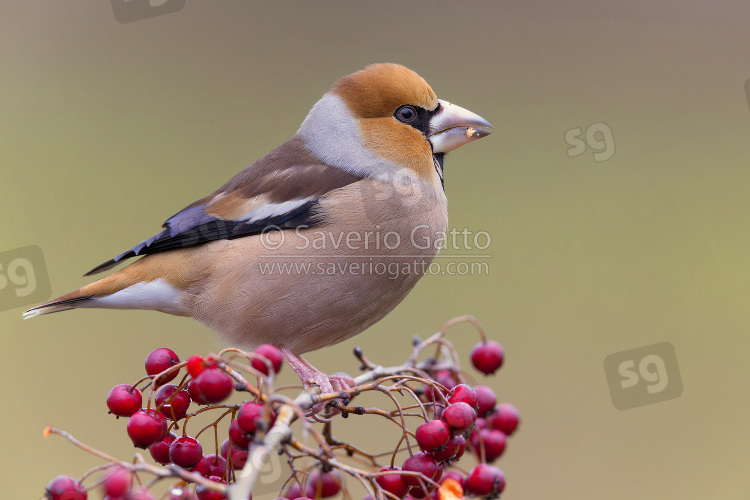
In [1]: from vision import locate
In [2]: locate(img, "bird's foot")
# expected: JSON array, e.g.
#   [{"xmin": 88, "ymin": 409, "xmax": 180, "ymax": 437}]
[
  {"xmin": 329, "ymin": 372, "xmax": 356, "ymax": 393},
  {"xmin": 280, "ymin": 348, "xmax": 354, "ymax": 416}
]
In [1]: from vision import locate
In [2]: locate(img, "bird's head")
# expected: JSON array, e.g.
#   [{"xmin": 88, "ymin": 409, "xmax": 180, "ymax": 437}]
[{"xmin": 297, "ymin": 63, "xmax": 492, "ymax": 185}]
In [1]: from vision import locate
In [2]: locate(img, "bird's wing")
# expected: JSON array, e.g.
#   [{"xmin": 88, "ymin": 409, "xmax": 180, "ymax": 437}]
[{"xmin": 84, "ymin": 136, "xmax": 362, "ymax": 276}]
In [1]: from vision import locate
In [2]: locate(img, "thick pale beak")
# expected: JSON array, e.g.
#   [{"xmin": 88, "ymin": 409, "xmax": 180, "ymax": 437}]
[{"xmin": 428, "ymin": 99, "xmax": 493, "ymax": 153}]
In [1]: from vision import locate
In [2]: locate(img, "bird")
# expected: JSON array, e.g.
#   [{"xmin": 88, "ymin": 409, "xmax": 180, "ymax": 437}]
[{"xmin": 24, "ymin": 63, "xmax": 492, "ymax": 394}]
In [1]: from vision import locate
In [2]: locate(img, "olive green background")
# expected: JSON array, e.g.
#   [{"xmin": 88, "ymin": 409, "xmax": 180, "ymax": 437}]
[{"xmin": 2, "ymin": 1, "xmax": 750, "ymax": 498}]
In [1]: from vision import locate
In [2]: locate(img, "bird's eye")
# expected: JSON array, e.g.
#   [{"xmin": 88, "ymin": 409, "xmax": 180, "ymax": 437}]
[{"xmin": 395, "ymin": 106, "xmax": 417, "ymax": 123}]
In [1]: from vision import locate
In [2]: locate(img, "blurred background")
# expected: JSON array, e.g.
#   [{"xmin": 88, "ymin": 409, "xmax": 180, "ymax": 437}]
[{"xmin": 2, "ymin": 1, "xmax": 750, "ymax": 498}]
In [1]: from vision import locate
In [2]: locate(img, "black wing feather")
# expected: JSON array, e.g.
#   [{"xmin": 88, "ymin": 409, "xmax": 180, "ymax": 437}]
[{"xmin": 84, "ymin": 200, "xmax": 319, "ymax": 276}]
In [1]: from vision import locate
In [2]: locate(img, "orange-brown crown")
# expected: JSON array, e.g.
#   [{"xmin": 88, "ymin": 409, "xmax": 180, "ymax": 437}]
[{"xmin": 332, "ymin": 63, "xmax": 438, "ymax": 118}]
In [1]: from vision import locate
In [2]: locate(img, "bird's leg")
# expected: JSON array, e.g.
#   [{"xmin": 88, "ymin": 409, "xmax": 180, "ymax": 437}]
[
  {"xmin": 280, "ymin": 348, "xmax": 355, "ymax": 414},
  {"xmin": 281, "ymin": 347, "xmax": 335, "ymax": 394}
]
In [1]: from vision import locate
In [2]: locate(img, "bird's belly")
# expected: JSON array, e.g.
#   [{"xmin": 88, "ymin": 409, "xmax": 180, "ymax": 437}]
[{"xmin": 188, "ymin": 182, "xmax": 448, "ymax": 353}]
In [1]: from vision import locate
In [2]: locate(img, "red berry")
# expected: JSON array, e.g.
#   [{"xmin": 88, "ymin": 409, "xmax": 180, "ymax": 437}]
[
  {"xmin": 170, "ymin": 435, "xmax": 204, "ymax": 469},
  {"xmin": 187, "ymin": 355, "xmax": 206, "ymax": 377},
  {"xmin": 422, "ymin": 385, "xmax": 444, "ymax": 405},
  {"xmin": 194, "ymin": 368, "xmax": 233, "ymax": 403},
  {"xmin": 103, "ymin": 467, "xmax": 131, "ymax": 497},
  {"xmin": 252, "ymin": 344, "xmax": 283, "ymax": 376},
  {"xmin": 415, "ymin": 420, "xmax": 450, "ymax": 452},
  {"xmin": 430, "ymin": 435, "xmax": 464, "ymax": 462},
  {"xmin": 230, "ymin": 448, "xmax": 248, "ymax": 469},
  {"xmin": 229, "ymin": 419, "xmax": 252, "ymax": 449},
  {"xmin": 441, "ymin": 402, "xmax": 476, "ymax": 435},
  {"xmin": 188, "ymin": 378, "xmax": 210, "ymax": 405},
  {"xmin": 468, "ymin": 429, "xmax": 480, "ymax": 451},
  {"xmin": 196, "ymin": 477, "xmax": 228, "ymax": 500},
  {"xmin": 197, "ymin": 490, "xmax": 228, "ymax": 500},
  {"xmin": 434, "ymin": 370, "xmax": 457, "ymax": 391},
  {"xmin": 193, "ymin": 456, "xmax": 211, "ymax": 477},
  {"xmin": 236, "ymin": 402, "xmax": 264, "ymax": 434},
  {"xmin": 283, "ymin": 483, "xmax": 302, "ymax": 499},
  {"xmin": 127, "ymin": 409, "xmax": 168, "ymax": 448},
  {"xmin": 220, "ymin": 438, "xmax": 230, "ymax": 457},
  {"xmin": 433, "ymin": 463, "xmax": 444, "ymax": 483},
  {"xmin": 145, "ymin": 348, "xmax": 180, "ymax": 385},
  {"xmin": 107, "ymin": 384, "xmax": 142, "ymax": 417},
  {"xmin": 447, "ymin": 384, "xmax": 478, "ymax": 411},
  {"xmin": 46, "ymin": 475, "xmax": 87, "ymax": 500},
  {"xmin": 307, "ymin": 469, "xmax": 342, "ymax": 498},
  {"xmin": 155, "ymin": 384, "xmax": 191, "ymax": 421},
  {"xmin": 220, "ymin": 438, "xmax": 247, "ymax": 469},
  {"xmin": 376, "ymin": 467, "xmax": 409, "ymax": 499},
  {"xmin": 204, "ymin": 454, "xmax": 228, "ymax": 478},
  {"xmin": 474, "ymin": 386, "xmax": 497, "ymax": 418},
  {"xmin": 452, "ymin": 435, "xmax": 467, "ymax": 460},
  {"xmin": 401, "ymin": 452, "xmax": 439, "ymax": 487},
  {"xmin": 195, "ymin": 454, "xmax": 230, "ymax": 480},
  {"xmin": 465, "ymin": 464, "xmax": 505, "ymax": 497},
  {"xmin": 488, "ymin": 403, "xmax": 520, "ymax": 435},
  {"xmin": 470, "ymin": 341, "xmax": 504, "ymax": 375},
  {"xmin": 406, "ymin": 484, "xmax": 436, "ymax": 499},
  {"xmin": 424, "ymin": 373, "xmax": 454, "ymax": 402},
  {"xmin": 474, "ymin": 417, "xmax": 488, "ymax": 431},
  {"xmin": 149, "ymin": 432, "xmax": 177, "ymax": 465},
  {"xmin": 479, "ymin": 429, "xmax": 507, "ymax": 463}
]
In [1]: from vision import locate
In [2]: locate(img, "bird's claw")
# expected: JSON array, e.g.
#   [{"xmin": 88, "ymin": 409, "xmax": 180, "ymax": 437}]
[
  {"xmin": 302, "ymin": 372, "xmax": 355, "ymax": 417},
  {"xmin": 280, "ymin": 347, "xmax": 356, "ymax": 417}
]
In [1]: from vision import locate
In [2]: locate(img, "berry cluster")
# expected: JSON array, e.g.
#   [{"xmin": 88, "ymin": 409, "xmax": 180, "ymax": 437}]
[
  {"xmin": 44, "ymin": 316, "xmax": 519, "ymax": 500},
  {"xmin": 93, "ymin": 345, "xmax": 281, "ymax": 499},
  {"xmin": 370, "ymin": 365, "xmax": 516, "ymax": 500}
]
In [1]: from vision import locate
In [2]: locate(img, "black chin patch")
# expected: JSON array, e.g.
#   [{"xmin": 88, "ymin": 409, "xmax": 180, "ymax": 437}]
[{"xmin": 433, "ymin": 153, "xmax": 445, "ymax": 189}]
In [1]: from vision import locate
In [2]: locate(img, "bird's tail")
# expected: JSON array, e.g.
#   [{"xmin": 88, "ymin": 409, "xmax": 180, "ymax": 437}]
[
  {"xmin": 23, "ymin": 263, "xmax": 132, "ymax": 319},
  {"xmin": 23, "ymin": 252, "xmax": 189, "ymax": 320},
  {"xmin": 22, "ymin": 292, "xmax": 93, "ymax": 318}
]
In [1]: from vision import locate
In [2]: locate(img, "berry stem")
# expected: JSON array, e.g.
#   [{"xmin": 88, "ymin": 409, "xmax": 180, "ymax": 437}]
[
  {"xmin": 45, "ymin": 426, "xmax": 227, "ymax": 495},
  {"xmin": 194, "ymin": 408, "xmax": 235, "ymax": 440},
  {"xmin": 438, "ymin": 315, "xmax": 487, "ymax": 342},
  {"xmin": 78, "ymin": 462, "xmax": 116, "ymax": 483}
]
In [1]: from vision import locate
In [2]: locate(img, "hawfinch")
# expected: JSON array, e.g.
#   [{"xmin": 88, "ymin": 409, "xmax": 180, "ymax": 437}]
[{"xmin": 24, "ymin": 63, "xmax": 492, "ymax": 390}]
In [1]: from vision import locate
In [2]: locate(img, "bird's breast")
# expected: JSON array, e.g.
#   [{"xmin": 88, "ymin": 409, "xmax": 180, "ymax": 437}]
[{"xmin": 187, "ymin": 177, "xmax": 448, "ymax": 353}]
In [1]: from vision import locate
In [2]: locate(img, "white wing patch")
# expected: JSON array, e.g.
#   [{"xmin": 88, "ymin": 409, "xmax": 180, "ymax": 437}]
[
  {"xmin": 80, "ymin": 278, "xmax": 184, "ymax": 315},
  {"xmin": 237, "ymin": 197, "xmax": 317, "ymax": 224}
]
